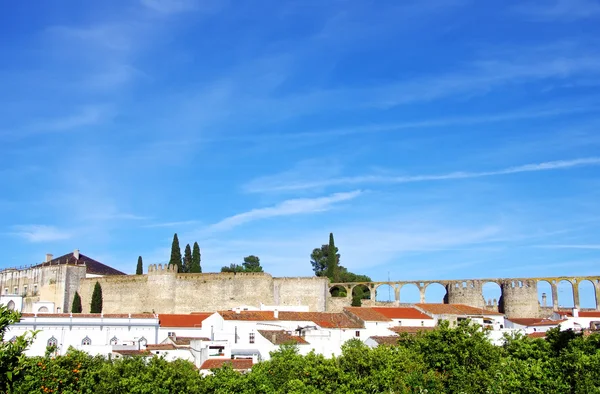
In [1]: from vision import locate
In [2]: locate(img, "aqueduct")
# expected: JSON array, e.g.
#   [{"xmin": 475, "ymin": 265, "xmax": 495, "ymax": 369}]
[{"xmin": 329, "ymin": 275, "xmax": 600, "ymax": 318}]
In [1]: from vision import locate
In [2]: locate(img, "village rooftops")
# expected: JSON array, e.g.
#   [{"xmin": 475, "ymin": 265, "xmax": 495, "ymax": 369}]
[
  {"xmin": 158, "ymin": 313, "xmax": 212, "ymax": 328},
  {"xmin": 20, "ymin": 313, "xmax": 156, "ymax": 319},
  {"xmin": 368, "ymin": 336, "xmax": 401, "ymax": 345},
  {"xmin": 414, "ymin": 303, "xmax": 504, "ymax": 316},
  {"xmin": 34, "ymin": 251, "xmax": 125, "ymax": 276},
  {"xmin": 218, "ymin": 311, "xmax": 364, "ymax": 329},
  {"xmin": 200, "ymin": 358, "xmax": 253, "ymax": 371},
  {"xmin": 389, "ymin": 326, "xmax": 437, "ymax": 334},
  {"xmin": 257, "ymin": 330, "xmax": 309, "ymax": 345},
  {"xmin": 508, "ymin": 318, "xmax": 567, "ymax": 327},
  {"xmin": 371, "ymin": 307, "xmax": 434, "ymax": 320},
  {"xmin": 555, "ymin": 310, "xmax": 600, "ymax": 318}
]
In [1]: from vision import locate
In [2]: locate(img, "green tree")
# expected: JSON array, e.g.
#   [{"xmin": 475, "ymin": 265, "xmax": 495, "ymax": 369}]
[
  {"xmin": 136, "ymin": 256, "xmax": 143, "ymax": 275},
  {"xmin": 310, "ymin": 244, "xmax": 331, "ymax": 277},
  {"xmin": 182, "ymin": 244, "xmax": 192, "ymax": 273},
  {"xmin": 90, "ymin": 282, "xmax": 103, "ymax": 313},
  {"xmin": 191, "ymin": 242, "xmax": 201, "ymax": 273},
  {"xmin": 325, "ymin": 233, "xmax": 340, "ymax": 282},
  {"xmin": 71, "ymin": 291, "xmax": 82, "ymax": 313},
  {"xmin": 169, "ymin": 233, "xmax": 182, "ymax": 272},
  {"xmin": 221, "ymin": 264, "xmax": 243, "ymax": 273},
  {"xmin": 1, "ymin": 305, "xmax": 37, "ymax": 392},
  {"xmin": 242, "ymin": 255, "xmax": 263, "ymax": 272}
]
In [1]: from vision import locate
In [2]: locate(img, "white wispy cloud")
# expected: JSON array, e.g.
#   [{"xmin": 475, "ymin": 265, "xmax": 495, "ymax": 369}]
[
  {"xmin": 514, "ymin": 0, "xmax": 600, "ymax": 21},
  {"xmin": 31, "ymin": 106, "xmax": 111, "ymax": 133},
  {"xmin": 140, "ymin": 0, "xmax": 223, "ymax": 14},
  {"xmin": 209, "ymin": 190, "xmax": 362, "ymax": 232},
  {"xmin": 143, "ymin": 220, "xmax": 199, "ymax": 228},
  {"xmin": 534, "ymin": 244, "xmax": 600, "ymax": 250},
  {"xmin": 10, "ymin": 225, "xmax": 72, "ymax": 242},
  {"xmin": 246, "ymin": 157, "xmax": 600, "ymax": 193}
]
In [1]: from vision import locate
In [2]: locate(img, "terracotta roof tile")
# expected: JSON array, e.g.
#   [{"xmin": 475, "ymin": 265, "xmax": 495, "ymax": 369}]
[
  {"xmin": 508, "ymin": 318, "xmax": 565, "ymax": 327},
  {"xmin": 557, "ymin": 310, "xmax": 600, "ymax": 318},
  {"xmin": 146, "ymin": 344, "xmax": 177, "ymax": 350},
  {"xmin": 200, "ymin": 358, "xmax": 253, "ymax": 370},
  {"xmin": 369, "ymin": 336, "xmax": 401, "ymax": 345},
  {"xmin": 219, "ymin": 311, "xmax": 277, "ymax": 321},
  {"xmin": 159, "ymin": 313, "xmax": 211, "ymax": 327},
  {"xmin": 389, "ymin": 326, "xmax": 437, "ymax": 334},
  {"xmin": 113, "ymin": 349, "xmax": 151, "ymax": 356},
  {"xmin": 218, "ymin": 311, "xmax": 364, "ymax": 328},
  {"xmin": 372, "ymin": 307, "xmax": 433, "ymax": 320},
  {"xmin": 34, "ymin": 252, "xmax": 125, "ymax": 276},
  {"xmin": 415, "ymin": 303, "xmax": 503, "ymax": 316},
  {"xmin": 528, "ymin": 332, "xmax": 547, "ymax": 338},
  {"xmin": 344, "ymin": 307, "xmax": 391, "ymax": 322},
  {"xmin": 172, "ymin": 336, "xmax": 210, "ymax": 345},
  {"xmin": 257, "ymin": 330, "xmax": 309, "ymax": 345}
]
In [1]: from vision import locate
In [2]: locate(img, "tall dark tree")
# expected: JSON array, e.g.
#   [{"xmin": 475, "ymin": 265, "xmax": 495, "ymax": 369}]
[
  {"xmin": 242, "ymin": 255, "xmax": 263, "ymax": 272},
  {"xmin": 310, "ymin": 245, "xmax": 328, "ymax": 277},
  {"xmin": 136, "ymin": 256, "xmax": 143, "ymax": 275},
  {"xmin": 325, "ymin": 233, "xmax": 340, "ymax": 282},
  {"xmin": 191, "ymin": 242, "xmax": 201, "ymax": 273},
  {"xmin": 90, "ymin": 282, "xmax": 103, "ymax": 313},
  {"xmin": 169, "ymin": 233, "xmax": 182, "ymax": 272},
  {"xmin": 71, "ymin": 291, "xmax": 82, "ymax": 313},
  {"xmin": 182, "ymin": 244, "xmax": 192, "ymax": 273}
]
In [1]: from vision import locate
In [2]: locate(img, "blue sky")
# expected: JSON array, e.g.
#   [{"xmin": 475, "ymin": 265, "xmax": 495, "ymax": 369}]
[{"xmin": 1, "ymin": 0, "xmax": 599, "ymax": 306}]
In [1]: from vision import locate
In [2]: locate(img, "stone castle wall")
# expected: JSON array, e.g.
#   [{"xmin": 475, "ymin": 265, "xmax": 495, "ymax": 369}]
[{"xmin": 76, "ymin": 265, "xmax": 329, "ymax": 314}]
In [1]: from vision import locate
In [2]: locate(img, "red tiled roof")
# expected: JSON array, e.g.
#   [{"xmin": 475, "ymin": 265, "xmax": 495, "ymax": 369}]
[
  {"xmin": 146, "ymin": 344, "xmax": 177, "ymax": 350},
  {"xmin": 170, "ymin": 336, "xmax": 210, "ymax": 346},
  {"xmin": 34, "ymin": 252, "xmax": 125, "ymax": 276},
  {"xmin": 415, "ymin": 303, "xmax": 503, "ymax": 316},
  {"xmin": 200, "ymin": 358, "xmax": 253, "ymax": 370},
  {"xmin": 528, "ymin": 332, "xmax": 547, "ymax": 338},
  {"xmin": 257, "ymin": 330, "xmax": 309, "ymax": 345},
  {"xmin": 372, "ymin": 307, "xmax": 433, "ymax": 320},
  {"xmin": 558, "ymin": 310, "xmax": 600, "ymax": 318},
  {"xmin": 508, "ymin": 318, "xmax": 565, "ymax": 327},
  {"xmin": 113, "ymin": 349, "xmax": 151, "ymax": 356},
  {"xmin": 369, "ymin": 336, "xmax": 401, "ymax": 345},
  {"xmin": 344, "ymin": 307, "xmax": 391, "ymax": 322},
  {"xmin": 159, "ymin": 313, "xmax": 211, "ymax": 327},
  {"xmin": 218, "ymin": 311, "xmax": 363, "ymax": 328},
  {"xmin": 389, "ymin": 326, "xmax": 437, "ymax": 334},
  {"xmin": 20, "ymin": 313, "xmax": 156, "ymax": 319}
]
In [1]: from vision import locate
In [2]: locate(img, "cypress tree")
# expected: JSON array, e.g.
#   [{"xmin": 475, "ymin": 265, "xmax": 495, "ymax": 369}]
[
  {"xmin": 191, "ymin": 242, "xmax": 201, "ymax": 273},
  {"xmin": 90, "ymin": 282, "xmax": 103, "ymax": 313},
  {"xmin": 169, "ymin": 233, "xmax": 183, "ymax": 272},
  {"xmin": 136, "ymin": 256, "xmax": 143, "ymax": 275},
  {"xmin": 71, "ymin": 291, "xmax": 82, "ymax": 313},
  {"xmin": 183, "ymin": 244, "xmax": 192, "ymax": 273},
  {"xmin": 325, "ymin": 232, "xmax": 339, "ymax": 282}
]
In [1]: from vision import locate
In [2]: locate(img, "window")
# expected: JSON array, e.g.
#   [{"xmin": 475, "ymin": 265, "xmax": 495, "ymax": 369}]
[
  {"xmin": 110, "ymin": 336, "xmax": 118, "ymax": 345},
  {"xmin": 6, "ymin": 301, "xmax": 15, "ymax": 311},
  {"xmin": 23, "ymin": 285, "xmax": 28, "ymax": 295},
  {"xmin": 249, "ymin": 333, "xmax": 255, "ymax": 344},
  {"xmin": 355, "ymin": 331, "xmax": 360, "ymax": 337},
  {"xmin": 13, "ymin": 287, "xmax": 18, "ymax": 295},
  {"xmin": 4, "ymin": 288, "xmax": 7, "ymax": 295},
  {"xmin": 9, "ymin": 336, "xmax": 17, "ymax": 343},
  {"xmin": 168, "ymin": 332, "xmax": 175, "ymax": 338},
  {"xmin": 138, "ymin": 337, "xmax": 147, "ymax": 346},
  {"xmin": 47, "ymin": 337, "xmax": 58, "ymax": 347},
  {"xmin": 33, "ymin": 285, "xmax": 38, "ymax": 296},
  {"xmin": 421, "ymin": 321, "xmax": 424, "ymax": 326},
  {"xmin": 81, "ymin": 336, "xmax": 91, "ymax": 346}
]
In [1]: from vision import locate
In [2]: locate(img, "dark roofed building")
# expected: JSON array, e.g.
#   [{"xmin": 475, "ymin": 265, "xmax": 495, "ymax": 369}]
[{"xmin": 34, "ymin": 250, "xmax": 125, "ymax": 276}]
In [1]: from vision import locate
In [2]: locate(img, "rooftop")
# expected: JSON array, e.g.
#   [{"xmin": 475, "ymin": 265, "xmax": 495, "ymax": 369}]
[
  {"xmin": 368, "ymin": 336, "xmax": 401, "ymax": 345},
  {"xmin": 200, "ymin": 358, "xmax": 253, "ymax": 370},
  {"xmin": 34, "ymin": 251, "xmax": 125, "ymax": 276},
  {"xmin": 415, "ymin": 303, "xmax": 503, "ymax": 316},
  {"xmin": 218, "ymin": 311, "xmax": 363, "ymax": 329},
  {"xmin": 158, "ymin": 313, "xmax": 212, "ymax": 328},
  {"xmin": 371, "ymin": 307, "xmax": 434, "ymax": 320},
  {"xmin": 508, "ymin": 318, "xmax": 566, "ymax": 327},
  {"xmin": 257, "ymin": 330, "xmax": 309, "ymax": 345},
  {"xmin": 389, "ymin": 326, "xmax": 437, "ymax": 335}
]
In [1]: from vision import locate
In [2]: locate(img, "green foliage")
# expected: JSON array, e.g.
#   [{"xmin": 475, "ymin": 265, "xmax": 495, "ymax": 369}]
[
  {"xmin": 183, "ymin": 243, "xmax": 192, "ymax": 273},
  {"xmin": 242, "ymin": 255, "xmax": 263, "ymax": 272},
  {"xmin": 136, "ymin": 256, "xmax": 143, "ymax": 275},
  {"xmin": 3, "ymin": 305, "xmax": 600, "ymax": 393},
  {"xmin": 191, "ymin": 242, "xmax": 202, "ymax": 273},
  {"xmin": 221, "ymin": 263, "xmax": 244, "ymax": 273},
  {"xmin": 169, "ymin": 233, "xmax": 183, "ymax": 272},
  {"xmin": 90, "ymin": 282, "xmax": 103, "ymax": 313},
  {"xmin": 71, "ymin": 291, "xmax": 82, "ymax": 313},
  {"xmin": 311, "ymin": 233, "xmax": 371, "ymax": 285}
]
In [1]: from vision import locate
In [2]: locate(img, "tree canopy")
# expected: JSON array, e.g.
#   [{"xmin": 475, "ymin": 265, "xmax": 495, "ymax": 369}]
[
  {"xmin": 242, "ymin": 255, "xmax": 263, "ymax": 272},
  {"xmin": 71, "ymin": 292, "xmax": 82, "ymax": 313},
  {"xmin": 169, "ymin": 233, "xmax": 183, "ymax": 272},
  {"xmin": 191, "ymin": 242, "xmax": 202, "ymax": 273},
  {"xmin": 90, "ymin": 282, "xmax": 103, "ymax": 313},
  {"xmin": 183, "ymin": 244, "xmax": 192, "ymax": 273},
  {"xmin": 136, "ymin": 256, "xmax": 143, "ymax": 275}
]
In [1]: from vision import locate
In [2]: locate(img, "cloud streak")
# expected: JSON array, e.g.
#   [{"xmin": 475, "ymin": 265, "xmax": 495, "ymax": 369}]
[
  {"xmin": 209, "ymin": 190, "xmax": 362, "ymax": 232},
  {"xmin": 9, "ymin": 225, "xmax": 71, "ymax": 243},
  {"xmin": 514, "ymin": 0, "xmax": 600, "ymax": 21},
  {"xmin": 246, "ymin": 157, "xmax": 600, "ymax": 193}
]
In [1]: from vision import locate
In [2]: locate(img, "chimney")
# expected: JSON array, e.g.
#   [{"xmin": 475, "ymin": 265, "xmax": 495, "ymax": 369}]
[
  {"xmin": 274, "ymin": 309, "xmax": 279, "ymax": 319},
  {"xmin": 73, "ymin": 249, "xmax": 80, "ymax": 260},
  {"xmin": 45, "ymin": 254, "xmax": 53, "ymax": 263},
  {"xmin": 573, "ymin": 308, "xmax": 579, "ymax": 318}
]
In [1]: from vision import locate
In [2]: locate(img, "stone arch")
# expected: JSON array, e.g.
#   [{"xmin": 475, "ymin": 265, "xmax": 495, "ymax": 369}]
[
  {"xmin": 329, "ymin": 285, "xmax": 347, "ymax": 298},
  {"xmin": 399, "ymin": 283, "xmax": 420, "ymax": 303},
  {"xmin": 375, "ymin": 284, "xmax": 395, "ymax": 302},
  {"xmin": 424, "ymin": 283, "xmax": 446, "ymax": 303},
  {"xmin": 482, "ymin": 281, "xmax": 501, "ymax": 308},
  {"xmin": 537, "ymin": 280, "xmax": 553, "ymax": 308},
  {"xmin": 38, "ymin": 306, "xmax": 49, "ymax": 313},
  {"xmin": 351, "ymin": 284, "xmax": 370, "ymax": 300},
  {"xmin": 578, "ymin": 280, "xmax": 596, "ymax": 309},
  {"xmin": 6, "ymin": 300, "xmax": 15, "ymax": 310},
  {"xmin": 557, "ymin": 280, "xmax": 574, "ymax": 308}
]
